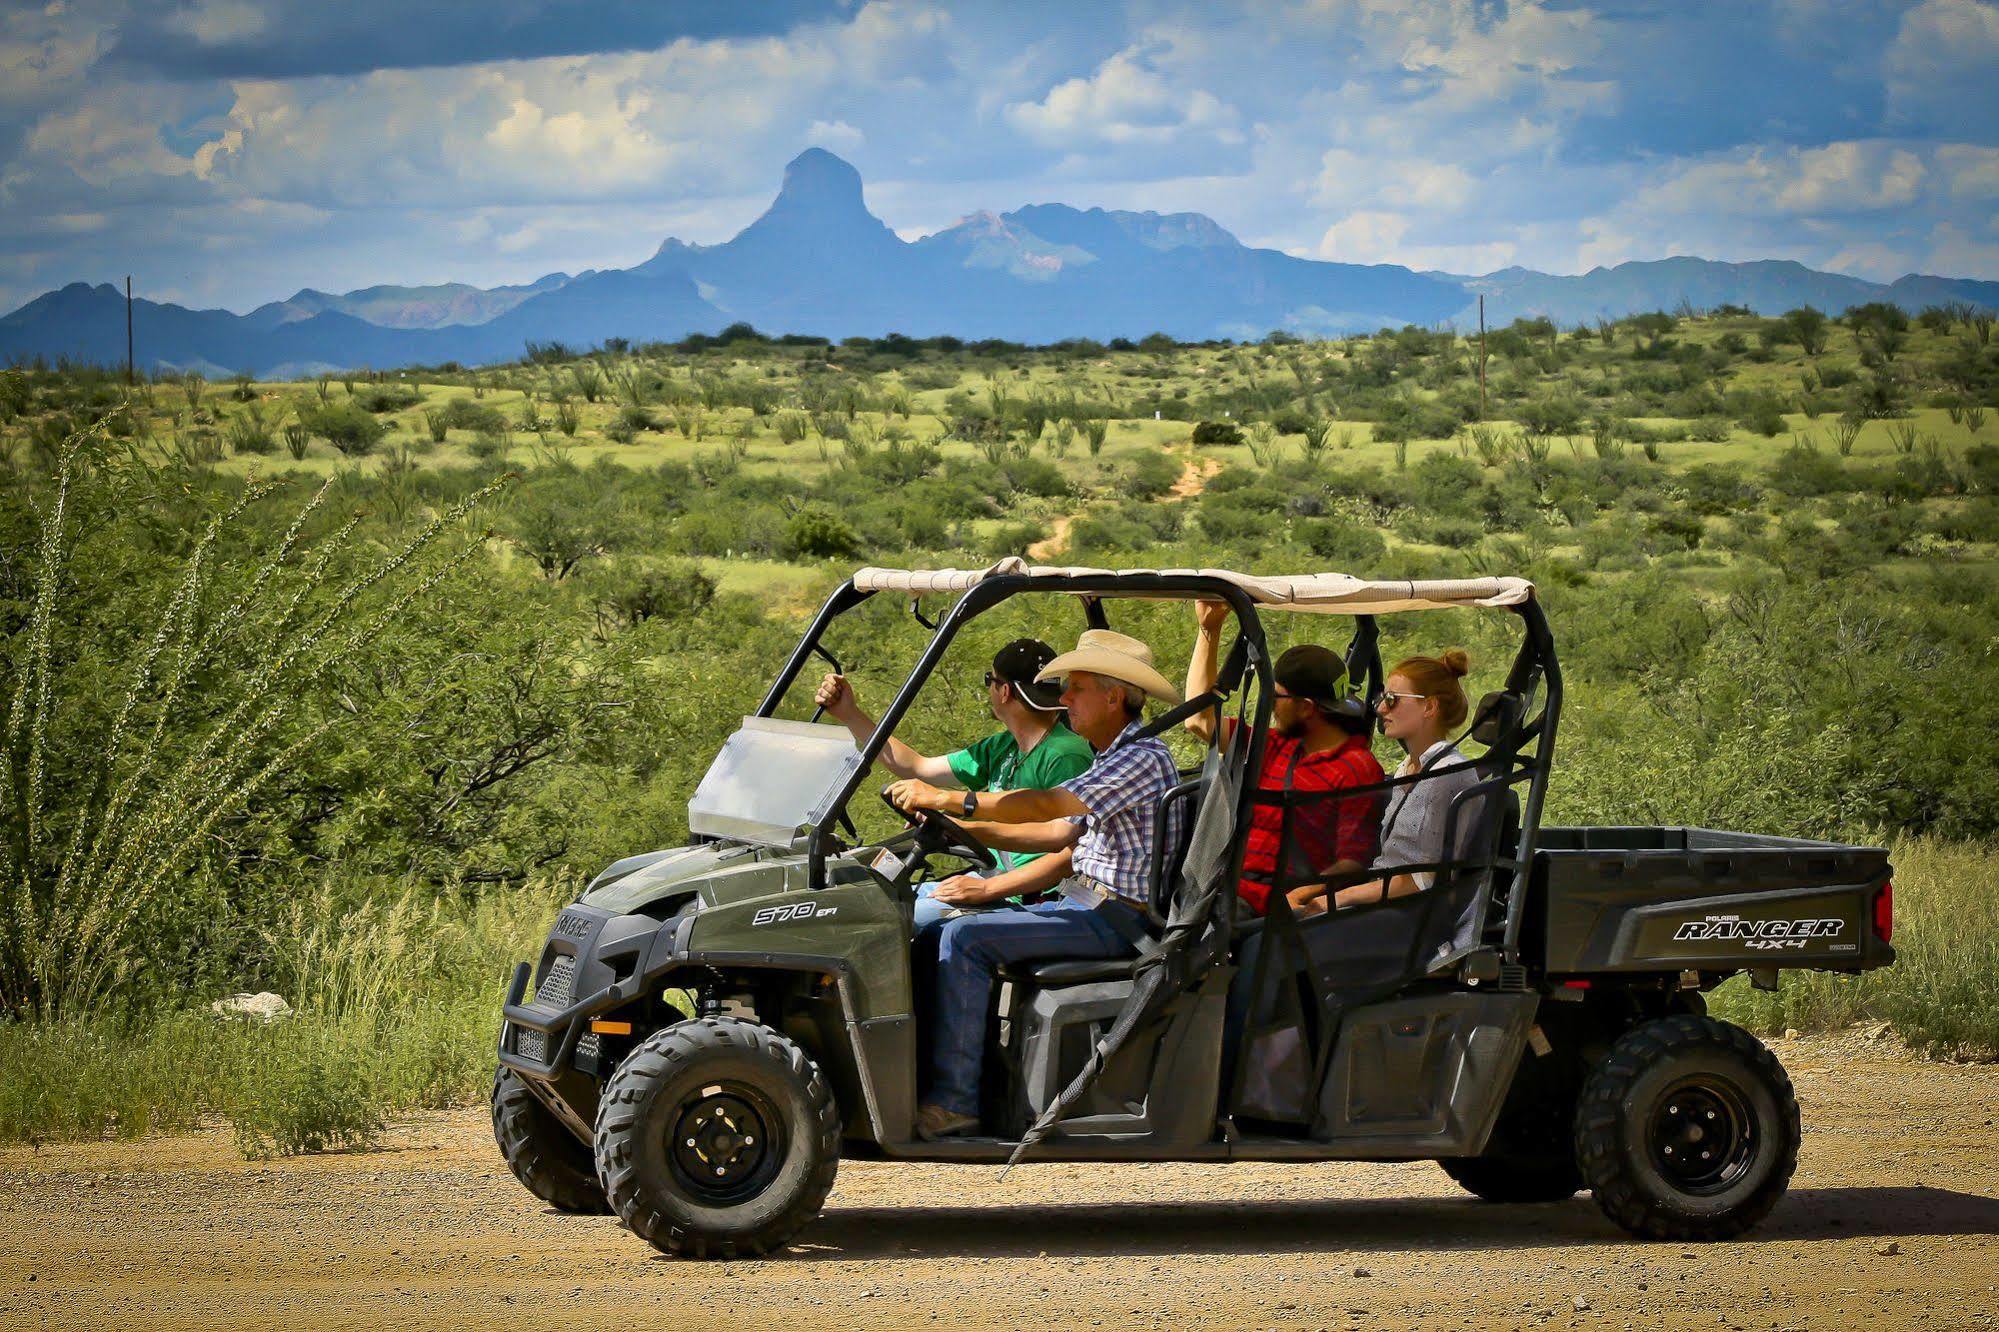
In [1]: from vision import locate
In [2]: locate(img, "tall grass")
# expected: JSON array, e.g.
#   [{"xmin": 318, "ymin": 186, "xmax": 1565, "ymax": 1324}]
[
  {"xmin": 1709, "ymin": 836, "xmax": 1999, "ymax": 1060},
  {"xmin": 0, "ymin": 426, "xmax": 507, "ymax": 1019},
  {"xmin": 0, "ymin": 876, "xmax": 566, "ymax": 1152}
]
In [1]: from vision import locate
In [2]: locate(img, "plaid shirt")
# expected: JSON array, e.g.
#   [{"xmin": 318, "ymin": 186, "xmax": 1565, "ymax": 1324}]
[
  {"xmin": 1059, "ymin": 721, "xmax": 1182, "ymax": 905},
  {"xmin": 1239, "ymin": 731, "xmax": 1385, "ymax": 915}
]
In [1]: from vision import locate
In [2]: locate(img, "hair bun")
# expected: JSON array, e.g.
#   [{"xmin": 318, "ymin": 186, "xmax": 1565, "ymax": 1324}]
[{"xmin": 1441, "ymin": 648, "xmax": 1471, "ymax": 677}]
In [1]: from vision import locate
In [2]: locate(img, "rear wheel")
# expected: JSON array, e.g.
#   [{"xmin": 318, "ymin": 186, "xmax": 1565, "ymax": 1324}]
[
  {"xmin": 491, "ymin": 1067, "xmax": 609, "ymax": 1214},
  {"xmin": 594, "ymin": 1017, "xmax": 840, "ymax": 1259},
  {"xmin": 1576, "ymin": 1015, "xmax": 1798, "ymax": 1241}
]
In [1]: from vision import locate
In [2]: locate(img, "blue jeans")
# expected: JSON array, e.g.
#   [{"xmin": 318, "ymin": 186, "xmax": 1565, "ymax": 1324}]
[
  {"xmin": 911, "ymin": 879, "xmax": 993, "ymax": 934},
  {"xmin": 927, "ymin": 902, "xmax": 1137, "ymax": 1117}
]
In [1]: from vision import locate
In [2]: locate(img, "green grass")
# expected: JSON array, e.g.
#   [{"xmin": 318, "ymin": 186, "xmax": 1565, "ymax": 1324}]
[{"xmin": 0, "ymin": 877, "xmax": 566, "ymax": 1153}]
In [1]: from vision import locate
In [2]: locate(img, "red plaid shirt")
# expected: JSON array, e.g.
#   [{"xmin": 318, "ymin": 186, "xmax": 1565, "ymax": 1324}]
[{"xmin": 1238, "ymin": 731, "xmax": 1385, "ymax": 915}]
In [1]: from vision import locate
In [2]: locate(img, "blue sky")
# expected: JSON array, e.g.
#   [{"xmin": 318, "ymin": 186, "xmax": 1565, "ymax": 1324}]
[{"xmin": 3, "ymin": 0, "xmax": 1996, "ymax": 312}]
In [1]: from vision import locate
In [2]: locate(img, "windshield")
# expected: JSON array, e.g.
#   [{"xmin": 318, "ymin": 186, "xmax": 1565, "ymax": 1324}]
[{"xmin": 687, "ymin": 716, "xmax": 865, "ymax": 848}]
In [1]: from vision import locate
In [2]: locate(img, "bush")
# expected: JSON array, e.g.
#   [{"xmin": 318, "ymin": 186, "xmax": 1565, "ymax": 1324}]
[
  {"xmin": 984, "ymin": 520, "xmax": 1046, "ymax": 557},
  {"xmin": 1401, "ymin": 513, "xmax": 1483, "ymax": 549},
  {"xmin": 354, "ymin": 386, "xmax": 419, "ymax": 414},
  {"xmin": 785, "ymin": 505, "xmax": 863, "ymax": 559},
  {"xmin": 1769, "ymin": 440, "xmax": 1849, "ymax": 497},
  {"xmin": 441, "ymin": 398, "xmax": 508, "ymax": 434},
  {"xmin": 1124, "ymin": 449, "xmax": 1182, "ymax": 499},
  {"xmin": 1739, "ymin": 399, "xmax": 1789, "ymax": 438},
  {"xmin": 231, "ymin": 1031, "xmax": 386, "ymax": 1159},
  {"xmin": 1191, "ymin": 420, "xmax": 1243, "ymax": 446},
  {"xmin": 299, "ymin": 402, "xmax": 386, "ymax": 456},
  {"xmin": 595, "ymin": 562, "xmax": 717, "ymax": 627},
  {"xmin": 1299, "ymin": 518, "xmax": 1387, "ymax": 566}
]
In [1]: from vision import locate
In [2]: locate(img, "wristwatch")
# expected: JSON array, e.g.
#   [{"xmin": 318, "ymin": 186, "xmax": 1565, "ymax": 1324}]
[{"xmin": 961, "ymin": 790, "xmax": 979, "ymax": 819}]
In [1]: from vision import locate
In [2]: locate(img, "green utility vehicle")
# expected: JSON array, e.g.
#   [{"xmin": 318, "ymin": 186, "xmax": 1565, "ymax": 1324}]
[{"xmin": 494, "ymin": 562, "xmax": 1895, "ymax": 1258}]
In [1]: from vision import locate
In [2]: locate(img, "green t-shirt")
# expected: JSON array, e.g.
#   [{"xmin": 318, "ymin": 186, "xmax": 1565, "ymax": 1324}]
[{"xmin": 945, "ymin": 723, "xmax": 1096, "ymax": 874}]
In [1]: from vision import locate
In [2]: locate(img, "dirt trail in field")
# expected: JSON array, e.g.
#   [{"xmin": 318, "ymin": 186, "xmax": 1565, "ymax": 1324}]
[
  {"xmin": 3, "ymin": 1035, "xmax": 1996, "ymax": 1332},
  {"xmin": 1028, "ymin": 454, "xmax": 1220, "ymax": 560}
]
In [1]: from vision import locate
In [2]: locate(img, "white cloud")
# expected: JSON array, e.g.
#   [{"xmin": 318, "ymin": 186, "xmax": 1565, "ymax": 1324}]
[
  {"xmin": 1314, "ymin": 209, "xmax": 1408, "ymax": 263},
  {"xmin": 805, "ymin": 119, "xmax": 864, "ymax": 151},
  {"xmin": 1005, "ymin": 45, "xmax": 1241, "ymax": 150},
  {"xmin": 1886, "ymin": 0, "xmax": 1999, "ymax": 131},
  {"xmin": 1313, "ymin": 149, "xmax": 1473, "ymax": 211},
  {"xmin": 1634, "ymin": 141, "xmax": 1928, "ymax": 217},
  {"xmin": 1935, "ymin": 143, "xmax": 1999, "ymax": 199}
]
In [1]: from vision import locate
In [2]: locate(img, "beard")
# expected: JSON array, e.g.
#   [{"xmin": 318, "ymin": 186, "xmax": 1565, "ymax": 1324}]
[{"xmin": 1276, "ymin": 711, "xmax": 1311, "ymax": 740}]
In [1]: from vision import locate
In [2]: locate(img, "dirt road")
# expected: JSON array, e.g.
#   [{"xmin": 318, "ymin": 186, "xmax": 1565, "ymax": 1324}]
[{"xmin": 4, "ymin": 1035, "xmax": 1997, "ymax": 1331}]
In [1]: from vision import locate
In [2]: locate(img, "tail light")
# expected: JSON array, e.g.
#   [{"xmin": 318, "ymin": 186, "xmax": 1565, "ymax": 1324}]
[{"xmin": 1873, "ymin": 882, "xmax": 1893, "ymax": 944}]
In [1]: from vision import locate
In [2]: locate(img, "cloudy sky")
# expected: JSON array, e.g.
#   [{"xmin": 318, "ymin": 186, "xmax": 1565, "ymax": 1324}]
[{"xmin": 3, "ymin": 0, "xmax": 1997, "ymax": 313}]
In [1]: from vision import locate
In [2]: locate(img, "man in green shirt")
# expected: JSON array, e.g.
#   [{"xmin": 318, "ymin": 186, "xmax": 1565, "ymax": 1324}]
[{"xmin": 815, "ymin": 638, "xmax": 1095, "ymax": 930}]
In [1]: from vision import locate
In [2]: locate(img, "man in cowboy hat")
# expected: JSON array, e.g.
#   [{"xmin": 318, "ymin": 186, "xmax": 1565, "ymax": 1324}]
[
  {"xmin": 815, "ymin": 638, "xmax": 1094, "ymax": 930},
  {"xmin": 885, "ymin": 628, "xmax": 1183, "ymax": 1140}
]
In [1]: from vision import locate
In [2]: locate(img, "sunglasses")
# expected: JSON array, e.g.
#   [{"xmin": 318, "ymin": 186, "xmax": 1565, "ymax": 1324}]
[{"xmin": 1377, "ymin": 690, "xmax": 1428, "ymax": 709}]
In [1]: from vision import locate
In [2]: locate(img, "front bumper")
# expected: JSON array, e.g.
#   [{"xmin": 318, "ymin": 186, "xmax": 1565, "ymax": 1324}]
[{"xmin": 496, "ymin": 902, "xmax": 685, "ymax": 1082}]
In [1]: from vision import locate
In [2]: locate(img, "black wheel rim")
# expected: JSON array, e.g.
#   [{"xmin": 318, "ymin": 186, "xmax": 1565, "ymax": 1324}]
[
  {"xmin": 1647, "ymin": 1076, "xmax": 1758, "ymax": 1196},
  {"xmin": 667, "ymin": 1081, "xmax": 786, "ymax": 1206}
]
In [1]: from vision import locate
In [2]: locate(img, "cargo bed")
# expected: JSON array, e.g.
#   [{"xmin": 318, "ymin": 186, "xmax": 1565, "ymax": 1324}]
[{"xmin": 1525, "ymin": 826, "xmax": 1895, "ymax": 975}]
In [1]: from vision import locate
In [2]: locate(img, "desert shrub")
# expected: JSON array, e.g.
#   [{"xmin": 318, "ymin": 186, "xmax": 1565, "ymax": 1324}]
[
  {"xmin": 500, "ymin": 472, "xmax": 628, "ymax": 578},
  {"xmin": 441, "ymin": 398, "xmax": 507, "ymax": 434},
  {"xmin": 984, "ymin": 520, "xmax": 1045, "ymax": 557},
  {"xmin": 225, "ymin": 406, "xmax": 275, "ymax": 455},
  {"xmin": 1124, "ymin": 449, "xmax": 1182, "ymax": 499},
  {"xmin": 1678, "ymin": 463, "xmax": 1760, "ymax": 515},
  {"xmin": 1298, "ymin": 518, "xmax": 1387, "ymax": 566},
  {"xmin": 594, "ymin": 562, "xmax": 717, "ymax": 628},
  {"xmin": 1191, "ymin": 420, "xmax": 1243, "ymax": 446},
  {"xmin": 1769, "ymin": 439, "xmax": 1848, "ymax": 497},
  {"xmin": 354, "ymin": 386, "xmax": 418, "ymax": 414},
  {"xmin": 1400, "ymin": 513, "xmax": 1483, "ymax": 549},
  {"xmin": 231, "ymin": 1030, "xmax": 385, "ymax": 1159},
  {"xmin": 784, "ymin": 505, "xmax": 863, "ymax": 560},
  {"xmin": 299, "ymin": 402, "xmax": 386, "ymax": 456}
]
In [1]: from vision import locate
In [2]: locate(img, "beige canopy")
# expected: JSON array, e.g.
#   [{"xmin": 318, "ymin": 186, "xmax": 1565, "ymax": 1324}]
[{"xmin": 852, "ymin": 558, "xmax": 1533, "ymax": 616}]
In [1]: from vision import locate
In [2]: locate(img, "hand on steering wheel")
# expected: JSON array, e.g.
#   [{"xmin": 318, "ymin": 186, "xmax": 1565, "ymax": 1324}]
[{"xmin": 877, "ymin": 787, "xmax": 997, "ymax": 872}]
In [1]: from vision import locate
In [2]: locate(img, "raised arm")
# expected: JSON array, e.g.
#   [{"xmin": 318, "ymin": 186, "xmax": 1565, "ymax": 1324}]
[
  {"xmin": 1182, "ymin": 599, "xmax": 1234, "ymax": 745},
  {"xmin": 815, "ymin": 673, "xmax": 958, "ymax": 784}
]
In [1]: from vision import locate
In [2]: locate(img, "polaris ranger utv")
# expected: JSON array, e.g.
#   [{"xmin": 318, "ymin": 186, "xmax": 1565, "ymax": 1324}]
[{"xmin": 494, "ymin": 561, "xmax": 1895, "ymax": 1258}]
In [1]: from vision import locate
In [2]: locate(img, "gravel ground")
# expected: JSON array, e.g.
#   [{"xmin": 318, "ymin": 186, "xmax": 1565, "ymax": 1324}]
[{"xmin": 2, "ymin": 1033, "xmax": 1996, "ymax": 1331}]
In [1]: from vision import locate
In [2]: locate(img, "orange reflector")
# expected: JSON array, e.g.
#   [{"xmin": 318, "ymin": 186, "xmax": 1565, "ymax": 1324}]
[{"xmin": 590, "ymin": 1020, "xmax": 633, "ymax": 1035}]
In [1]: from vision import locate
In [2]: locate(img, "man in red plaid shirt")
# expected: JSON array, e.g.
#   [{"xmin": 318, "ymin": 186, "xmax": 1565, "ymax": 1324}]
[{"xmin": 1184, "ymin": 601, "xmax": 1385, "ymax": 915}]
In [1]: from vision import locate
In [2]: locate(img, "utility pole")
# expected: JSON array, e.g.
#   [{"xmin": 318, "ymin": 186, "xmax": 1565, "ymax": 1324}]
[
  {"xmin": 1477, "ymin": 294, "xmax": 1487, "ymax": 422},
  {"xmin": 125, "ymin": 275, "xmax": 134, "ymax": 385}
]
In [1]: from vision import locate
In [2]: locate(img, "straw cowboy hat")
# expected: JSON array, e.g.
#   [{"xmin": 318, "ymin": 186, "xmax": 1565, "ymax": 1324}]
[{"xmin": 1036, "ymin": 628, "xmax": 1183, "ymax": 704}]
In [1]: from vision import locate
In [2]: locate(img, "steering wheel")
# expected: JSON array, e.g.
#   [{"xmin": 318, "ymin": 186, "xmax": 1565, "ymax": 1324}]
[{"xmin": 877, "ymin": 787, "xmax": 999, "ymax": 873}]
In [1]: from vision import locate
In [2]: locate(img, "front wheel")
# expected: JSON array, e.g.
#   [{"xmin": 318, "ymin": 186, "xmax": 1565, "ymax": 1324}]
[
  {"xmin": 492, "ymin": 1067, "xmax": 610, "ymax": 1214},
  {"xmin": 594, "ymin": 1017, "xmax": 841, "ymax": 1259},
  {"xmin": 1576, "ymin": 1015, "xmax": 1798, "ymax": 1241}
]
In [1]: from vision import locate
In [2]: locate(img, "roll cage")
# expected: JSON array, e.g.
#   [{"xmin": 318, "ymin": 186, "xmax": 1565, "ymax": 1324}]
[{"xmin": 750, "ymin": 561, "xmax": 1563, "ymax": 966}]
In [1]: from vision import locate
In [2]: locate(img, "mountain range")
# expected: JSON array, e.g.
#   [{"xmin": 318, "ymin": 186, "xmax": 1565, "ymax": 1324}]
[{"xmin": 4, "ymin": 148, "xmax": 1995, "ymax": 378}]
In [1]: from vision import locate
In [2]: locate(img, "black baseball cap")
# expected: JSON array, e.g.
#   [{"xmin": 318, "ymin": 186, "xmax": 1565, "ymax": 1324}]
[
  {"xmin": 992, "ymin": 638, "xmax": 1065, "ymax": 711},
  {"xmin": 1274, "ymin": 644, "xmax": 1349, "ymax": 710}
]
